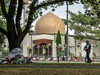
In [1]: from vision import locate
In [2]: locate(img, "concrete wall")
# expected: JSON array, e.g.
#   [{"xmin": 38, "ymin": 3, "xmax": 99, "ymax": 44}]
[{"xmin": 68, "ymin": 37, "xmax": 100, "ymax": 57}]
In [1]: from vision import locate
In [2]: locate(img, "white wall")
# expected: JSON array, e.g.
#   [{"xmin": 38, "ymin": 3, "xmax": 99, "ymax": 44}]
[
  {"xmin": 68, "ymin": 37, "xmax": 100, "ymax": 57},
  {"xmin": 33, "ymin": 34, "xmax": 54, "ymax": 40},
  {"xmin": 22, "ymin": 33, "xmax": 30, "ymax": 57}
]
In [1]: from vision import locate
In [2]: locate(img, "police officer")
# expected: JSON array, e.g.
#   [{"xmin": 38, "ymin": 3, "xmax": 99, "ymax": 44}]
[{"xmin": 84, "ymin": 40, "xmax": 92, "ymax": 63}]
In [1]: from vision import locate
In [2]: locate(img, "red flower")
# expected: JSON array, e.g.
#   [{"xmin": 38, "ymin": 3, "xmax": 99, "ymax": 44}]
[
  {"xmin": 64, "ymin": 44, "xmax": 66, "ymax": 47},
  {"xmin": 19, "ymin": 56, "xmax": 21, "ymax": 58},
  {"xmin": 60, "ymin": 47, "xmax": 63, "ymax": 50}
]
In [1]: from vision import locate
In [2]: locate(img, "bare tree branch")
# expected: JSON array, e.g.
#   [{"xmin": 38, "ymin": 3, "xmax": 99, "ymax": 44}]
[
  {"xmin": 0, "ymin": 0, "xmax": 8, "ymax": 19},
  {"xmin": 16, "ymin": 0, "xmax": 23, "ymax": 35}
]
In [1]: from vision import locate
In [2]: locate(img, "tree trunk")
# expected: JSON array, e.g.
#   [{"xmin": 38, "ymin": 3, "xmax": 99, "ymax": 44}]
[
  {"xmin": 58, "ymin": 56, "xmax": 59, "ymax": 63},
  {"xmin": 57, "ymin": 47, "xmax": 59, "ymax": 63},
  {"xmin": 8, "ymin": 40, "xmax": 20, "ymax": 52},
  {"xmin": 7, "ymin": 33, "xmax": 26, "ymax": 52}
]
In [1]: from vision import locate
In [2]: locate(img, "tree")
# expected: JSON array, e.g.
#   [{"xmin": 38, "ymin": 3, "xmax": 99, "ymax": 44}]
[
  {"xmin": 62, "ymin": 10, "xmax": 100, "ymax": 40},
  {"xmin": 56, "ymin": 30, "xmax": 61, "ymax": 46},
  {"xmin": 56, "ymin": 30, "xmax": 61, "ymax": 63},
  {"xmin": 80, "ymin": 0, "xmax": 100, "ymax": 18},
  {"xmin": 62, "ymin": 0, "xmax": 100, "ymax": 40},
  {"xmin": 0, "ymin": 0, "xmax": 77, "ymax": 51}
]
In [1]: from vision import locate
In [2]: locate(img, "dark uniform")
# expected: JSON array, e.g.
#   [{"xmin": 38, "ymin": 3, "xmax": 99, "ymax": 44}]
[{"xmin": 85, "ymin": 41, "xmax": 92, "ymax": 63}]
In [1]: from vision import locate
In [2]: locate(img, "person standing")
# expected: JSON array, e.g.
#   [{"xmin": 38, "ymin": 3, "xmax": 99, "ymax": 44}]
[{"xmin": 84, "ymin": 40, "xmax": 92, "ymax": 63}]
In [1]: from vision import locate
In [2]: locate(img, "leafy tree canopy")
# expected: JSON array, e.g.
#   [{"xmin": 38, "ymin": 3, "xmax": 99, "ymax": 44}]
[
  {"xmin": 63, "ymin": 10, "xmax": 100, "ymax": 40},
  {"xmin": 62, "ymin": 0, "xmax": 100, "ymax": 41},
  {"xmin": 80, "ymin": 0, "xmax": 100, "ymax": 18}
]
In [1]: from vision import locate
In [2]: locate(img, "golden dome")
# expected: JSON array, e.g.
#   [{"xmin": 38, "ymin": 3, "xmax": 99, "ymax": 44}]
[
  {"xmin": 23, "ymin": 0, "xmax": 29, "ymax": 3},
  {"xmin": 35, "ymin": 12, "xmax": 65, "ymax": 34}
]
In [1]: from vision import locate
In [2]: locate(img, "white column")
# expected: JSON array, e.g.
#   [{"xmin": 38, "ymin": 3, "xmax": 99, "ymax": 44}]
[
  {"xmin": 22, "ymin": 34, "xmax": 30, "ymax": 57},
  {"xmin": 21, "ymin": 1, "xmax": 29, "ymax": 57},
  {"xmin": 23, "ymin": 43, "xmax": 28, "ymax": 57},
  {"xmin": 52, "ymin": 41, "xmax": 57, "ymax": 58}
]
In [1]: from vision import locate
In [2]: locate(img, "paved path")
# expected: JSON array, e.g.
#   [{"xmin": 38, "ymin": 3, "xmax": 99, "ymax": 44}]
[
  {"xmin": 32, "ymin": 61, "xmax": 100, "ymax": 63},
  {"xmin": 0, "ymin": 65, "xmax": 100, "ymax": 68}
]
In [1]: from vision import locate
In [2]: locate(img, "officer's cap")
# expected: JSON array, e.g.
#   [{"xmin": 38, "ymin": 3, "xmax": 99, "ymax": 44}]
[{"xmin": 86, "ymin": 40, "xmax": 89, "ymax": 42}]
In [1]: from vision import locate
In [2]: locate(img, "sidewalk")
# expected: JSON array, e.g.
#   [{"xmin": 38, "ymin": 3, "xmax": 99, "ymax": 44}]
[{"xmin": 32, "ymin": 61, "xmax": 100, "ymax": 63}]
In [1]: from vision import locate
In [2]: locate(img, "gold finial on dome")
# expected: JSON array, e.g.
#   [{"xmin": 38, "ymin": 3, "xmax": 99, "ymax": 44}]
[{"xmin": 35, "ymin": 12, "xmax": 65, "ymax": 34}]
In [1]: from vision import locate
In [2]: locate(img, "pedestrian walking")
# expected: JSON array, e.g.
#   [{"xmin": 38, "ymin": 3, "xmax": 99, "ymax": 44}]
[{"xmin": 83, "ymin": 40, "xmax": 92, "ymax": 63}]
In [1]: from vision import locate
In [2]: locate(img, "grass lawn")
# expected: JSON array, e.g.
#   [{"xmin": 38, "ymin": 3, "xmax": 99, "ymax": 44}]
[{"xmin": 0, "ymin": 68, "xmax": 100, "ymax": 75}]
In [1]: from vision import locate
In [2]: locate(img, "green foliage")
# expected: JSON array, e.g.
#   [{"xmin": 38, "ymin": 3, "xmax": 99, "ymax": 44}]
[
  {"xmin": 0, "ymin": 18, "xmax": 6, "ymax": 46},
  {"xmin": 80, "ymin": 0, "xmax": 100, "ymax": 18},
  {"xmin": 0, "ymin": 33, "xmax": 5, "ymax": 45},
  {"xmin": 0, "ymin": 0, "xmax": 8, "ymax": 47},
  {"xmin": 56, "ymin": 30, "xmax": 61, "ymax": 45},
  {"xmin": 69, "ymin": 11, "xmax": 100, "ymax": 40},
  {"xmin": 0, "ymin": 0, "xmax": 9, "ymax": 31},
  {"xmin": 62, "ymin": 19, "xmax": 67, "ymax": 25},
  {"xmin": 1, "ymin": 48, "xmax": 9, "ymax": 57},
  {"xmin": 63, "ymin": 10, "xmax": 100, "ymax": 40},
  {"xmin": 56, "ymin": 30, "xmax": 62, "ymax": 63}
]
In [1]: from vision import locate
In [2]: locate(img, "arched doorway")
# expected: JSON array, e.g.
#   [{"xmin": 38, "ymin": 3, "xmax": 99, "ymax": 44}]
[
  {"xmin": 39, "ymin": 43, "xmax": 46, "ymax": 57},
  {"xmin": 33, "ymin": 39, "xmax": 53, "ymax": 57},
  {"xmin": 33, "ymin": 43, "xmax": 52, "ymax": 58}
]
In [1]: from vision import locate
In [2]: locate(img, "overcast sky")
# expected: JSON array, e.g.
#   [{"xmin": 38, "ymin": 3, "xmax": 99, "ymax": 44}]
[{"xmin": 29, "ymin": 2, "xmax": 85, "ymax": 35}]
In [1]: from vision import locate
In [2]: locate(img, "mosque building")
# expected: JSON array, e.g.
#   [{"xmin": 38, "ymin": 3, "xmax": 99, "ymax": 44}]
[
  {"xmin": 21, "ymin": 12, "xmax": 100, "ymax": 58},
  {"xmin": 22, "ymin": 12, "xmax": 66, "ymax": 58}
]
